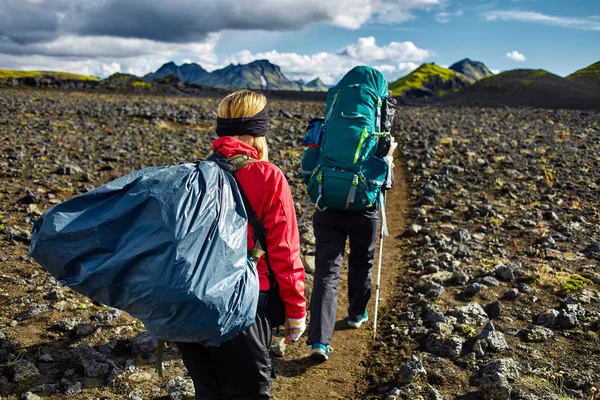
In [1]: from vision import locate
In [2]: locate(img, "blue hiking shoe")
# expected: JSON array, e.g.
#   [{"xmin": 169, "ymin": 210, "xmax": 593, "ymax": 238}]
[
  {"xmin": 310, "ymin": 343, "xmax": 332, "ymax": 361},
  {"xmin": 348, "ymin": 311, "xmax": 369, "ymax": 329}
]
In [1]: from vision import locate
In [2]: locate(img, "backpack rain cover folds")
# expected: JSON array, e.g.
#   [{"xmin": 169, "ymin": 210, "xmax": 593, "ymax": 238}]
[{"xmin": 29, "ymin": 162, "xmax": 259, "ymax": 346}]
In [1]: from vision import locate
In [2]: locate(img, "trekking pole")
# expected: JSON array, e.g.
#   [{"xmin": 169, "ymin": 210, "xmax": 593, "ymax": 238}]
[{"xmin": 373, "ymin": 192, "xmax": 387, "ymax": 339}]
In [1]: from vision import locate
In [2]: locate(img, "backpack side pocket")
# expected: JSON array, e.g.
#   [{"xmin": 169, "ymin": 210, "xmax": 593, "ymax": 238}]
[
  {"xmin": 380, "ymin": 96, "xmax": 397, "ymax": 133},
  {"xmin": 301, "ymin": 145, "xmax": 320, "ymax": 185}
]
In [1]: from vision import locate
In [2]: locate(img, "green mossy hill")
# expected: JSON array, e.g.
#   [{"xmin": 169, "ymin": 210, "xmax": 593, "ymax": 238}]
[
  {"xmin": 389, "ymin": 63, "xmax": 474, "ymax": 97},
  {"xmin": 443, "ymin": 69, "xmax": 600, "ymax": 109},
  {"xmin": 102, "ymin": 73, "xmax": 151, "ymax": 90},
  {"xmin": 474, "ymin": 69, "xmax": 551, "ymax": 87},
  {"xmin": 449, "ymin": 58, "xmax": 494, "ymax": 81},
  {"xmin": 0, "ymin": 70, "xmax": 99, "ymax": 81},
  {"xmin": 567, "ymin": 61, "xmax": 600, "ymax": 85}
]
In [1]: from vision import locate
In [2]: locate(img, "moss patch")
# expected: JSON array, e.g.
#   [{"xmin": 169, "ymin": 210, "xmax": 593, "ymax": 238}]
[
  {"xmin": 559, "ymin": 274, "xmax": 592, "ymax": 295},
  {"xmin": 132, "ymin": 81, "xmax": 151, "ymax": 89},
  {"xmin": 0, "ymin": 69, "xmax": 99, "ymax": 81}
]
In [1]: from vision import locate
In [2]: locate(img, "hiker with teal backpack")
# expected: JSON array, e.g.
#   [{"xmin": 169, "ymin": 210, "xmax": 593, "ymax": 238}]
[
  {"xmin": 176, "ymin": 90, "xmax": 307, "ymax": 398},
  {"xmin": 301, "ymin": 66, "xmax": 397, "ymax": 361}
]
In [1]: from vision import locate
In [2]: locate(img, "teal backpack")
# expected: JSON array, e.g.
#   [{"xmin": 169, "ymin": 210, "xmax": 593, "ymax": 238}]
[{"xmin": 305, "ymin": 66, "xmax": 396, "ymax": 211}]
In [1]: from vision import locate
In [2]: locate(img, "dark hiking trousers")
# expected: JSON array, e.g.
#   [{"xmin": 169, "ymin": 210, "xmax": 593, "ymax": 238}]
[
  {"xmin": 308, "ymin": 208, "xmax": 378, "ymax": 346},
  {"xmin": 176, "ymin": 299, "xmax": 273, "ymax": 400}
]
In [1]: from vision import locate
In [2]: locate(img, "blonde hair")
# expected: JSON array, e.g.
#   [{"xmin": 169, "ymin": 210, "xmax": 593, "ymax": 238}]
[{"xmin": 218, "ymin": 90, "xmax": 269, "ymax": 161}]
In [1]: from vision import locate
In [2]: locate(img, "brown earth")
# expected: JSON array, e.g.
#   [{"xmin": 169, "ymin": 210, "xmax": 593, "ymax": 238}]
[
  {"xmin": 271, "ymin": 160, "xmax": 410, "ymax": 399},
  {"xmin": 0, "ymin": 88, "xmax": 409, "ymax": 400},
  {"xmin": 2, "ymin": 88, "xmax": 600, "ymax": 400}
]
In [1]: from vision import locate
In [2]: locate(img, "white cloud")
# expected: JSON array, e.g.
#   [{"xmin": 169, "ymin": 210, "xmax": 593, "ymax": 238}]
[
  {"xmin": 124, "ymin": 57, "xmax": 171, "ymax": 77},
  {"xmin": 435, "ymin": 10, "xmax": 463, "ymax": 23},
  {"xmin": 224, "ymin": 38, "xmax": 430, "ymax": 85},
  {"xmin": 102, "ymin": 62, "xmax": 121, "ymax": 77},
  {"xmin": 226, "ymin": 50, "xmax": 354, "ymax": 85},
  {"xmin": 491, "ymin": 68, "xmax": 501, "ymax": 74},
  {"xmin": 1, "ymin": 33, "xmax": 221, "ymax": 78},
  {"xmin": 374, "ymin": 62, "xmax": 419, "ymax": 80},
  {"xmin": 506, "ymin": 50, "xmax": 526, "ymax": 62},
  {"xmin": 338, "ymin": 36, "xmax": 431, "ymax": 62},
  {"xmin": 398, "ymin": 62, "xmax": 420, "ymax": 74},
  {"xmin": 485, "ymin": 10, "xmax": 600, "ymax": 30}
]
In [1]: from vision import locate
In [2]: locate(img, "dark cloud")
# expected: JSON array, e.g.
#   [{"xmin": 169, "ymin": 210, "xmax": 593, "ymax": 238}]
[
  {"xmin": 72, "ymin": 1, "xmax": 329, "ymax": 42},
  {"xmin": 0, "ymin": 0, "xmax": 440, "ymax": 63},
  {"xmin": 0, "ymin": 0, "xmax": 67, "ymax": 45},
  {"xmin": 0, "ymin": 0, "xmax": 329, "ymax": 47}
]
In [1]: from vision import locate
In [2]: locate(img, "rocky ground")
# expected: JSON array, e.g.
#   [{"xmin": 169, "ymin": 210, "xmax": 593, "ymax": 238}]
[
  {"xmin": 0, "ymin": 88, "xmax": 599, "ymax": 400},
  {"xmin": 364, "ymin": 107, "xmax": 600, "ymax": 400},
  {"xmin": 0, "ymin": 88, "xmax": 322, "ymax": 400}
]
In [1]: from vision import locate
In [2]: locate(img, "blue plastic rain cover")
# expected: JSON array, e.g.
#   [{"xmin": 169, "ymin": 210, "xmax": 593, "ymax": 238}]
[{"xmin": 29, "ymin": 162, "xmax": 259, "ymax": 346}]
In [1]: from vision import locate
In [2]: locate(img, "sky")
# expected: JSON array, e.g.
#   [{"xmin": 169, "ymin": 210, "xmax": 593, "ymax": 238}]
[{"xmin": 0, "ymin": 0, "xmax": 598, "ymax": 85}]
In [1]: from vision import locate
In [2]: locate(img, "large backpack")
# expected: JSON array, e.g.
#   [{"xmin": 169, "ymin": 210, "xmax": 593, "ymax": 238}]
[
  {"xmin": 207, "ymin": 152, "xmax": 287, "ymax": 328},
  {"xmin": 29, "ymin": 161, "xmax": 260, "ymax": 346},
  {"xmin": 304, "ymin": 66, "xmax": 396, "ymax": 210}
]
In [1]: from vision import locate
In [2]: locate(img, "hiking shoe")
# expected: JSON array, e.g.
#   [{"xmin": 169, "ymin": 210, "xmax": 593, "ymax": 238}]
[
  {"xmin": 310, "ymin": 343, "xmax": 332, "ymax": 361},
  {"xmin": 348, "ymin": 311, "xmax": 369, "ymax": 329}
]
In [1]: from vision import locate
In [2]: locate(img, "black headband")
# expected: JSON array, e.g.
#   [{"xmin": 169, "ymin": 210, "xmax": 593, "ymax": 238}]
[{"xmin": 216, "ymin": 108, "xmax": 270, "ymax": 137}]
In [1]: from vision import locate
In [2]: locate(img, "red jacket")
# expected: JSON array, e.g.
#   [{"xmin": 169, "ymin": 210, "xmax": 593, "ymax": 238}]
[{"xmin": 212, "ymin": 137, "xmax": 306, "ymax": 320}]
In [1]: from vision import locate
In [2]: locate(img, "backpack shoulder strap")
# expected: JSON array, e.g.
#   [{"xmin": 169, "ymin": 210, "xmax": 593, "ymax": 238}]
[
  {"xmin": 207, "ymin": 152, "xmax": 271, "ymax": 268},
  {"xmin": 228, "ymin": 154, "xmax": 257, "ymax": 173},
  {"xmin": 228, "ymin": 156, "xmax": 269, "ymax": 264}
]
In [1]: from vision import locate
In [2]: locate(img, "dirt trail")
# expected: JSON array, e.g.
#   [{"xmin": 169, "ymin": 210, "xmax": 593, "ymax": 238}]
[{"xmin": 272, "ymin": 159, "xmax": 410, "ymax": 399}]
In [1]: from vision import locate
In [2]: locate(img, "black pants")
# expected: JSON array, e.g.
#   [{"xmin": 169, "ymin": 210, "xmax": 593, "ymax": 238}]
[
  {"xmin": 176, "ymin": 305, "xmax": 273, "ymax": 400},
  {"xmin": 308, "ymin": 208, "xmax": 378, "ymax": 345}
]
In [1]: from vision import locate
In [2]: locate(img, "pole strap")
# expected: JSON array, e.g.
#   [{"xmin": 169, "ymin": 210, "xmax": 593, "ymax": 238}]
[{"xmin": 298, "ymin": 198, "xmax": 312, "ymax": 225}]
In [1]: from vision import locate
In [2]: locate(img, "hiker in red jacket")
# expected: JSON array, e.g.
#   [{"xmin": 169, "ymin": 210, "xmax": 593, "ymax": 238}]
[{"xmin": 176, "ymin": 90, "xmax": 306, "ymax": 400}]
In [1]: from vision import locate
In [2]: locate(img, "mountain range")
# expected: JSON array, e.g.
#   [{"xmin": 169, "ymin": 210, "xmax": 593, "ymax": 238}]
[
  {"xmin": 1, "ymin": 58, "xmax": 599, "ymax": 109},
  {"xmin": 385, "ymin": 58, "xmax": 599, "ymax": 109},
  {"xmin": 144, "ymin": 58, "xmax": 498, "ymax": 98},
  {"xmin": 144, "ymin": 60, "xmax": 328, "ymax": 92}
]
